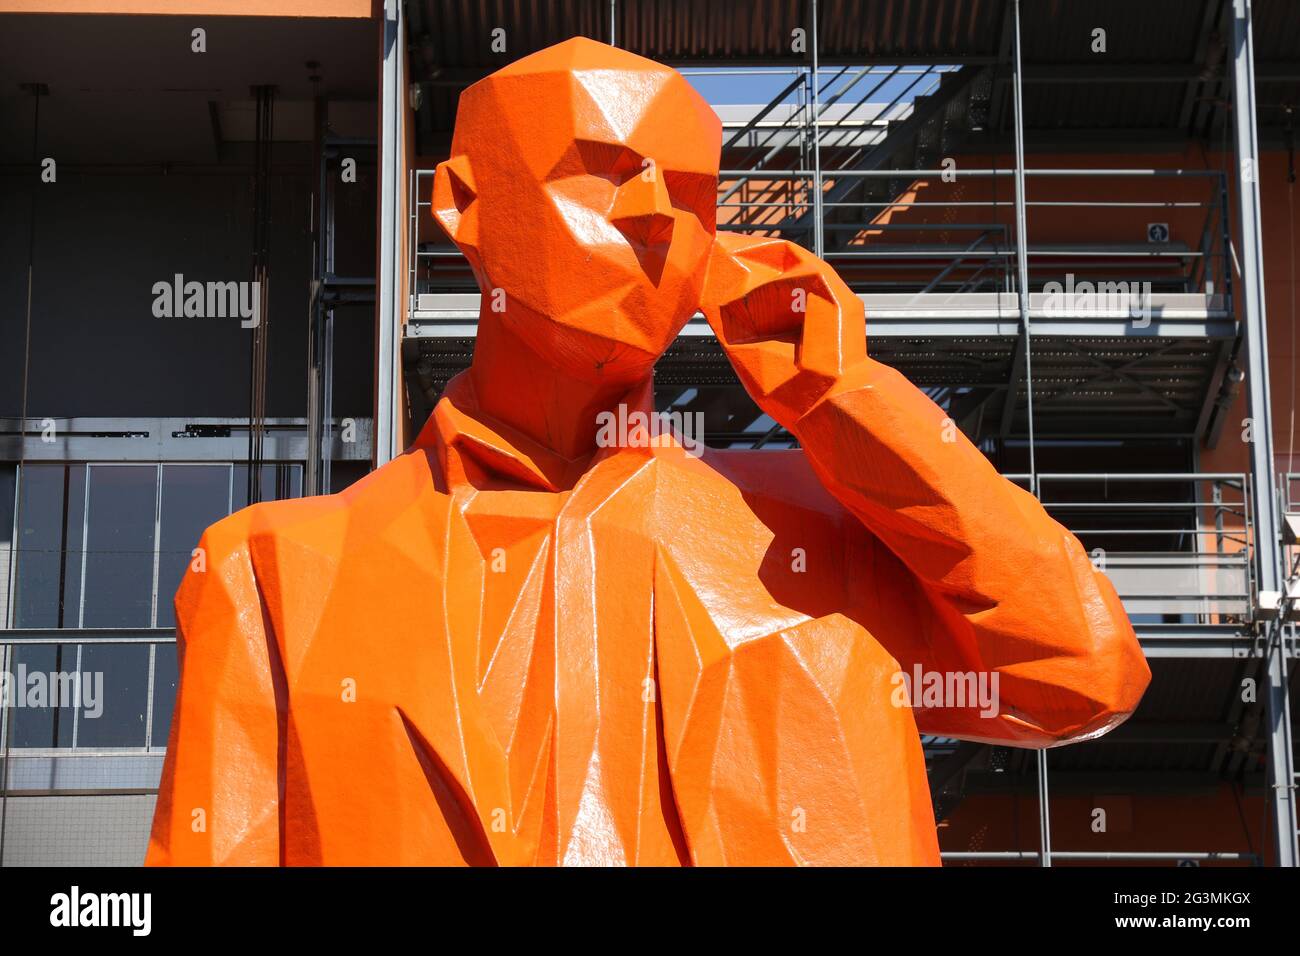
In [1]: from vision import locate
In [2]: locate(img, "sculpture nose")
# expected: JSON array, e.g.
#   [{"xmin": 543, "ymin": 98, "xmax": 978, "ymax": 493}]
[{"xmin": 610, "ymin": 172, "xmax": 675, "ymax": 248}]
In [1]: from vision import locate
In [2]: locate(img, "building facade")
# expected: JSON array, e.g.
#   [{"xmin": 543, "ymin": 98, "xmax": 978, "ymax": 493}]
[{"xmin": 1, "ymin": 0, "xmax": 1297, "ymax": 866}]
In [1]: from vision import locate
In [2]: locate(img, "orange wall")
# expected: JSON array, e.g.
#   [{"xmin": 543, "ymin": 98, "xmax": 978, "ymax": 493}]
[
  {"xmin": 1196, "ymin": 150, "xmax": 1298, "ymax": 476},
  {"xmin": 0, "ymin": 1, "xmax": 373, "ymax": 15}
]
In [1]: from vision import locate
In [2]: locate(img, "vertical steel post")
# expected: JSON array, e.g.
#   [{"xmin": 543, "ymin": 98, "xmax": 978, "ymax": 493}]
[
  {"xmin": 810, "ymin": 0, "xmax": 824, "ymax": 257},
  {"xmin": 1232, "ymin": 0, "xmax": 1298, "ymax": 868},
  {"xmin": 323, "ymin": 306, "xmax": 336, "ymax": 495},
  {"xmin": 375, "ymin": 0, "xmax": 405, "ymax": 467},
  {"xmin": 305, "ymin": 94, "xmax": 325, "ymax": 497},
  {"xmin": 1011, "ymin": 0, "xmax": 1049, "ymax": 866},
  {"xmin": 1036, "ymin": 750, "xmax": 1052, "ymax": 867},
  {"xmin": 1011, "ymin": 0, "xmax": 1037, "ymax": 489}
]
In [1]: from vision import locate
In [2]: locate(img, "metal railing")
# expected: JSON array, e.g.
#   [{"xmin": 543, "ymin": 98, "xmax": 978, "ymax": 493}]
[
  {"xmin": 0, "ymin": 630, "xmax": 177, "ymax": 758},
  {"xmin": 941, "ymin": 851, "xmax": 1259, "ymax": 864},
  {"xmin": 1275, "ymin": 473, "xmax": 1300, "ymax": 627},
  {"xmin": 1004, "ymin": 472, "xmax": 1252, "ymax": 623},
  {"xmin": 409, "ymin": 163, "xmax": 1233, "ymax": 305},
  {"xmin": 715, "ymin": 167, "xmax": 1234, "ymax": 300},
  {"xmin": 0, "ymin": 459, "xmax": 307, "ymax": 636}
]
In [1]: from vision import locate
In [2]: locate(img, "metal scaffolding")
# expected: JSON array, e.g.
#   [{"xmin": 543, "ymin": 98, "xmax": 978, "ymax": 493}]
[
  {"xmin": 1229, "ymin": 0, "xmax": 1298, "ymax": 869},
  {"xmin": 392, "ymin": 0, "xmax": 1300, "ymax": 865}
]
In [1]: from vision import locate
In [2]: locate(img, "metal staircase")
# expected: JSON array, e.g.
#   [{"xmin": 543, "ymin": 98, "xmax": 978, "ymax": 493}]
[
  {"xmin": 715, "ymin": 63, "xmax": 991, "ymax": 252},
  {"xmin": 780, "ymin": 65, "xmax": 990, "ymax": 248}
]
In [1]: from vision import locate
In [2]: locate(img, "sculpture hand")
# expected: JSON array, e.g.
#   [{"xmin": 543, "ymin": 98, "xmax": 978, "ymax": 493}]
[{"xmin": 699, "ymin": 232, "xmax": 867, "ymax": 433}]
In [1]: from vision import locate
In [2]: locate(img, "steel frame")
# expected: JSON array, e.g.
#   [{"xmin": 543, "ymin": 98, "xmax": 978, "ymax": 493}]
[
  {"xmin": 395, "ymin": 0, "xmax": 1300, "ymax": 868},
  {"xmin": 0, "ymin": 417, "xmax": 373, "ymax": 463},
  {"xmin": 374, "ymin": 0, "xmax": 406, "ymax": 468},
  {"xmin": 1230, "ymin": 0, "xmax": 1298, "ymax": 867}
]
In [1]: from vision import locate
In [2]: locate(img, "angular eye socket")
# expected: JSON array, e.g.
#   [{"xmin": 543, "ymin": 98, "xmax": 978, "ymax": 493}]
[
  {"xmin": 573, "ymin": 139, "xmax": 644, "ymax": 185},
  {"xmin": 664, "ymin": 170, "xmax": 717, "ymax": 229},
  {"xmin": 549, "ymin": 140, "xmax": 716, "ymax": 228}
]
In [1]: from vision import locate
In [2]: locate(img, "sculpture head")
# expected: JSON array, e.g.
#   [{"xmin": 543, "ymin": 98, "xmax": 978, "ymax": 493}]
[{"xmin": 433, "ymin": 37, "xmax": 722, "ymax": 388}]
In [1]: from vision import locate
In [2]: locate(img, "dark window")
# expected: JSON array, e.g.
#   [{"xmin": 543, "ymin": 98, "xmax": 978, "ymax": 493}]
[
  {"xmin": 4, "ymin": 644, "xmax": 76, "ymax": 748},
  {"xmin": 82, "ymin": 465, "xmax": 157, "ymax": 628},
  {"xmin": 233, "ymin": 463, "xmax": 302, "ymax": 508},
  {"xmin": 76, "ymin": 643, "xmax": 149, "ymax": 748},
  {"xmin": 149, "ymin": 642, "xmax": 179, "ymax": 750},
  {"xmin": 13, "ymin": 464, "xmax": 84, "ymax": 628},
  {"xmin": 157, "ymin": 465, "xmax": 230, "ymax": 628},
  {"xmin": 5, "ymin": 461, "xmax": 301, "ymax": 750},
  {"xmin": 0, "ymin": 464, "xmax": 13, "ymax": 624}
]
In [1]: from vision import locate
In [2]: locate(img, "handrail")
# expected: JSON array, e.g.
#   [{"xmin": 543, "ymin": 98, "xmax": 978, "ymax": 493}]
[{"xmin": 410, "ymin": 162, "xmax": 1231, "ymax": 300}]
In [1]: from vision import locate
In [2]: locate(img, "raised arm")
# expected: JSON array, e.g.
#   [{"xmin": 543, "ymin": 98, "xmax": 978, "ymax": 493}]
[
  {"xmin": 700, "ymin": 233, "xmax": 1150, "ymax": 746},
  {"xmin": 146, "ymin": 511, "xmax": 283, "ymax": 865}
]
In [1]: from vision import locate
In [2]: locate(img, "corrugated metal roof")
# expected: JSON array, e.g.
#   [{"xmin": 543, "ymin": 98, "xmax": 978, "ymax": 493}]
[
  {"xmin": 1130, "ymin": 659, "xmax": 1241, "ymax": 723},
  {"xmin": 413, "ymin": 0, "xmax": 1299, "ymax": 147},
  {"xmin": 1021, "ymin": 0, "xmax": 1209, "ymax": 64},
  {"xmin": 418, "ymin": 0, "xmax": 1006, "ymax": 69},
  {"xmin": 416, "ymin": 0, "xmax": 1298, "ymax": 66},
  {"xmin": 1022, "ymin": 82, "xmax": 1187, "ymax": 132},
  {"xmin": 1252, "ymin": 0, "xmax": 1300, "ymax": 62}
]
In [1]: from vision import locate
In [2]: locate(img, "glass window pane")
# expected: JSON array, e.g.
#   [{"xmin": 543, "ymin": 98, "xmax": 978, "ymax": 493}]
[
  {"xmin": 76, "ymin": 643, "xmax": 149, "ymax": 748},
  {"xmin": 232, "ymin": 463, "xmax": 302, "ymax": 509},
  {"xmin": 150, "ymin": 642, "xmax": 179, "ymax": 750},
  {"xmin": 282, "ymin": 464, "xmax": 303, "ymax": 500},
  {"xmin": 157, "ymin": 465, "xmax": 230, "ymax": 628},
  {"xmin": 62, "ymin": 465, "xmax": 87, "ymax": 626},
  {"xmin": 82, "ymin": 465, "xmax": 157, "ymax": 628},
  {"xmin": 14, "ymin": 464, "xmax": 71, "ymax": 627},
  {"xmin": 4, "ymin": 644, "xmax": 76, "ymax": 748},
  {"xmin": 0, "ymin": 464, "xmax": 14, "ymax": 627}
]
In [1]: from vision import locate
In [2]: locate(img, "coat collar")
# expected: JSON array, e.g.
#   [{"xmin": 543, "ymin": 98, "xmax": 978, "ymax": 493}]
[{"xmin": 413, "ymin": 371, "xmax": 659, "ymax": 492}]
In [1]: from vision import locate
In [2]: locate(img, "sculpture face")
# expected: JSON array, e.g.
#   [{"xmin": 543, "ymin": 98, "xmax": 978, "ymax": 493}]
[{"xmin": 433, "ymin": 38, "xmax": 722, "ymax": 387}]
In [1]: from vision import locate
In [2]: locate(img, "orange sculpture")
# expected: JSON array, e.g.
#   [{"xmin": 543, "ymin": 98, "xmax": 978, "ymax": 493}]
[{"xmin": 147, "ymin": 38, "xmax": 1150, "ymax": 866}]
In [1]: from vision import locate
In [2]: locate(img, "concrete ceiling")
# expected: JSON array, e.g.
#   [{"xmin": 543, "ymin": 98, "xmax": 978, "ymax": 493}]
[{"xmin": 0, "ymin": 13, "xmax": 378, "ymax": 163}]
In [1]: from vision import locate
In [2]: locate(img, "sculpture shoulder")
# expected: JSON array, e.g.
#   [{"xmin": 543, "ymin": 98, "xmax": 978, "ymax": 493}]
[
  {"xmin": 662, "ymin": 445, "xmax": 851, "ymax": 524},
  {"xmin": 178, "ymin": 449, "xmax": 449, "ymax": 629},
  {"xmin": 649, "ymin": 446, "xmax": 876, "ymax": 641},
  {"xmin": 176, "ymin": 494, "xmax": 348, "ymax": 634}
]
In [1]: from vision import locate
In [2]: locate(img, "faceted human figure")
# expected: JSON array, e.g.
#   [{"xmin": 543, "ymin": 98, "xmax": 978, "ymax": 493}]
[{"xmin": 147, "ymin": 38, "xmax": 1149, "ymax": 866}]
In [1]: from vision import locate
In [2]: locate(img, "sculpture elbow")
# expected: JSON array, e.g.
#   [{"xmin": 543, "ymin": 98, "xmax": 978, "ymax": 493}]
[
  {"xmin": 996, "ymin": 616, "xmax": 1151, "ymax": 748},
  {"xmin": 1026, "ymin": 531, "xmax": 1151, "ymax": 744}
]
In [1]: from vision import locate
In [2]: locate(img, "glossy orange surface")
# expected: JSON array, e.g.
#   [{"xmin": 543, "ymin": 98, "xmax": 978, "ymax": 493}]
[{"xmin": 147, "ymin": 38, "xmax": 1150, "ymax": 866}]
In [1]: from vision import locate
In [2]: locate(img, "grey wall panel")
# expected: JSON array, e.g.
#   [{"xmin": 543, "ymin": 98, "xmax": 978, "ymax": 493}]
[
  {"xmin": 1, "ymin": 793, "xmax": 155, "ymax": 866},
  {"xmin": 0, "ymin": 172, "xmax": 311, "ymax": 420},
  {"xmin": 0, "ymin": 169, "xmax": 376, "ymax": 422}
]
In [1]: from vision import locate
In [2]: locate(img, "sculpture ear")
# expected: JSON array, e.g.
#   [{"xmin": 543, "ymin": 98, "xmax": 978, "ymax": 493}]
[{"xmin": 432, "ymin": 154, "xmax": 478, "ymax": 247}]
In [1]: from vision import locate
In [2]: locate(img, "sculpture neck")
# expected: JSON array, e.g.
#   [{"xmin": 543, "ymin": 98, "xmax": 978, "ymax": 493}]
[{"xmin": 467, "ymin": 308, "xmax": 655, "ymax": 463}]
